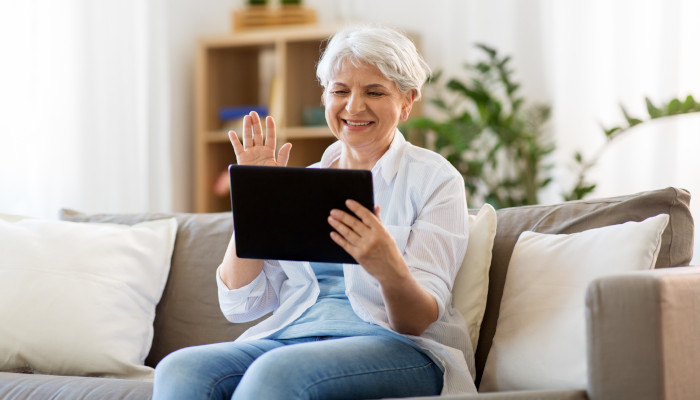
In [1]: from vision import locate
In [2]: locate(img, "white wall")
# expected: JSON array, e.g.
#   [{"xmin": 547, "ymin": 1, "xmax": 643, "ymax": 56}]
[{"xmin": 164, "ymin": 0, "xmax": 233, "ymax": 212}]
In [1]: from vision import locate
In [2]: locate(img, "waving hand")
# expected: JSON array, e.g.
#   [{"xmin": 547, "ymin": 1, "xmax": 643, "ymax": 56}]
[{"xmin": 229, "ymin": 111, "xmax": 292, "ymax": 167}]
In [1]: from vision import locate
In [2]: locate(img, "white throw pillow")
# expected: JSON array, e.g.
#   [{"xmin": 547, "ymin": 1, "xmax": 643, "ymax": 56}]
[
  {"xmin": 452, "ymin": 203, "xmax": 497, "ymax": 348},
  {"xmin": 0, "ymin": 216, "xmax": 177, "ymax": 379},
  {"xmin": 480, "ymin": 214, "xmax": 669, "ymax": 391}
]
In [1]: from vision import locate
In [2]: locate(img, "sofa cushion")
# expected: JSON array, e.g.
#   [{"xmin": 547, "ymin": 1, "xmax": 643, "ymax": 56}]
[
  {"xmin": 0, "ymin": 372, "xmax": 152, "ymax": 400},
  {"xmin": 474, "ymin": 187, "xmax": 693, "ymax": 386},
  {"xmin": 455, "ymin": 203, "xmax": 497, "ymax": 349},
  {"xmin": 0, "ymin": 216, "xmax": 177, "ymax": 378},
  {"xmin": 59, "ymin": 210, "xmax": 266, "ymax": 368},
  {"xmin": 480, "ymin": 214, "xmax": 669, "ymax": 391}
]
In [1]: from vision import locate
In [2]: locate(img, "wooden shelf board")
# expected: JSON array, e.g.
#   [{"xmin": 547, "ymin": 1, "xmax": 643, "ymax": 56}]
[
  {"xmin": 205, "ymin": 130, "xmax": 233, "ymax": 143},
  {"xmin": 201, "ymin": 25, "xmax": 336, "ymax": 48},
  {"xmin": 281, "ymin": 126, "xmax": 333, "ymax": 139},
  {"xmin": 205, "ymin": 126, "xmax": 333, "ymax": 143},
  {"xmin": 233, "ymin": 6, "xmax": 318, "ymax": 32}
]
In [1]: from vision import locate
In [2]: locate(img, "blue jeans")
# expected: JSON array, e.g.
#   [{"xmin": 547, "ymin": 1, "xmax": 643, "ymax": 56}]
[{"xmin": 153, "ymin": 335, "xmax": 443, "ymax": 400}]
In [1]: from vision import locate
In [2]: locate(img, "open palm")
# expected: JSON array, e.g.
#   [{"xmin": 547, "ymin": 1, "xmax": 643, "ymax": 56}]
[{"xmin": 229, "ymin": 111, "xmax": 292, "ymax": 167}]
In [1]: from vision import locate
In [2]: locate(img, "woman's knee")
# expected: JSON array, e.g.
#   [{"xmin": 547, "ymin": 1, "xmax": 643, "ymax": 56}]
[
  {"xmin": 232, "ymin": 347, "xmax": 302, "ymax": 399},
  {"xmin": 239, "ymin": 347, "xmax": 296, "ymax": 383},
  {"xmin": 154, "ymin": 346, "xmax": 208, "ymax": 384},
  {"xmin": 154, "ymin": 345, "xmax": 247, "ymax": 400}
]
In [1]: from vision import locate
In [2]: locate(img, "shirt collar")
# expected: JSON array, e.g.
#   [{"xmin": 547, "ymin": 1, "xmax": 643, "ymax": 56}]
[
  {"xmin": 318, "ymin": 129, "xmax": 406, "ymax": 184},
  {"xmin": 371, "ymin": 129, "xmax": 405, "ymax": 184}
]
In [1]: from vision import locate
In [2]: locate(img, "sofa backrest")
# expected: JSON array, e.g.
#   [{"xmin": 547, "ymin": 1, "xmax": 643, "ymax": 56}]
[
  {"xmin": 61, "ymin": 187, "xmax": 694, "ymax": 377},
  {"xmin": 471, "ymin": 186, "xmax": 694, "ymax": 386}
]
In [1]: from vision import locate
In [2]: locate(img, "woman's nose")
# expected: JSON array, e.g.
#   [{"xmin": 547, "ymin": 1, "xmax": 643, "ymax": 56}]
[{"xmin": 345, "ymin": 93, "xmax": 365, "ymax": 115}]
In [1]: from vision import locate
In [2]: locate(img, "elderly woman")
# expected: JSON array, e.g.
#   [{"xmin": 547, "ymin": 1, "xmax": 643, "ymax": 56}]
[{"xmin": 154, "ymin": 25, "xmax": 476, "ymax": 399}]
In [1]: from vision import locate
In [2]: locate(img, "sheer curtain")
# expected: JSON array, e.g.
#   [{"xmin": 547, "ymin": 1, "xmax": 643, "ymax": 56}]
[
  {"xmin": 0, "ymin": 0, "xmax": 170, "ymax": 218},
  {"xmin": 539, "ymin": 0, "xmax": 700, "ymax": 263},
  {"xmin": 539, "ymin": 0, "xmax": 700, "ymax": 196}
]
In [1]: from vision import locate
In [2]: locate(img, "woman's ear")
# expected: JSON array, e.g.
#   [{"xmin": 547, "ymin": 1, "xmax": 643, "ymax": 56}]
[{"xmin": 401, "ymin": 90, "xmax": 417, "ymax": 121}]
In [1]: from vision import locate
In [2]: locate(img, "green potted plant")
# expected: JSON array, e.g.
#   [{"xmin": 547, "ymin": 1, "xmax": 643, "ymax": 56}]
[
  {"xmin": 404, "ymin": 44, "xmax": 553, "ymax": 208},
  {"xmin": 405, "ymin": 44, "xmax": 700, "ymax": 208}
]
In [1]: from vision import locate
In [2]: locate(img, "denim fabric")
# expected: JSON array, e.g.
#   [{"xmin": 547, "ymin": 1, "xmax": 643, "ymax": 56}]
[
  {"xmin": 154, "ymin": 262, "xmax": 444, "ymax": 399},
  {"xmin": 268, "ymin": 262, "xmax": 363, "ymax": 339},
  {"xmin": 269, "ymin": 263, "xmax": 424, "ymax": 347},
  {"xmin": 153, "ymin": 335, "xmax": 443, "ymax": 400}
]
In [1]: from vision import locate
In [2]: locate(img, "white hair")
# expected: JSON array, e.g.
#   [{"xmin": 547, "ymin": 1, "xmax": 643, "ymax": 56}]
[{"xmin": 316, "ymin": 25, "xmax": 431, "ymax": 101}]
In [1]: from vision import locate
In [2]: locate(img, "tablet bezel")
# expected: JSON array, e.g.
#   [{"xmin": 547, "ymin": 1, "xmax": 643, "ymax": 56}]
[{"xmin": 229, "ymin": 164, "xmax": 374, "ymax": 264}]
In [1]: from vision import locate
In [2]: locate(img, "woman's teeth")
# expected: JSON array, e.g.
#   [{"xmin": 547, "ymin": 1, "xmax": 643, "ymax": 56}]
[{"xmin": 345, "ymin": 120, "xmax": 371, "ymax": 126}]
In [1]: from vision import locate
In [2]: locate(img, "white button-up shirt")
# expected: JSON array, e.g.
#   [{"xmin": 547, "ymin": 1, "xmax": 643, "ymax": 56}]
[{"xmin": 217, "ymin": 131, "xmax": 477, "ymax": 395}]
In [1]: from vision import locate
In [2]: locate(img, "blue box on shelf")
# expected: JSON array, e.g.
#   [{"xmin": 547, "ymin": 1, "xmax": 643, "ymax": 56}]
[{"xmin": 219, "ymin": 105, "xmax": 269, "ymax": 123}]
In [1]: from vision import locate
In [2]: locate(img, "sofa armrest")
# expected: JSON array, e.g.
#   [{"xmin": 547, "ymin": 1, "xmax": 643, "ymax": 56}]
[{"xmin": 586, "ymin": 266, "xmax": 700, "ymax": 400}]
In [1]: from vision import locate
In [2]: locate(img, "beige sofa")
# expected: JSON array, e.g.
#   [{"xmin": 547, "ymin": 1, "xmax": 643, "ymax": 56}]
[{"xmin": 0, "ymin": 187, "xmax": 697, "ymax": 400}]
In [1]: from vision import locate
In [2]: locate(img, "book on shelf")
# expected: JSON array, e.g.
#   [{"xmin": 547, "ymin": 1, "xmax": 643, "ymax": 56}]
[
  {"xmin": 219, "ymin": 105, "xmax": 268, "ymax": 124},
  {"xmin": 219, "ymin": 105, "xmax": 269, "ymax": 132}
]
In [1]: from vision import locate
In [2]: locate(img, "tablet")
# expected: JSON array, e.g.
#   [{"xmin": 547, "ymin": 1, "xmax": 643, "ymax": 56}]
[{"xmin": 228, "ymin": 164, "xmax": 374, "ymax": 264}]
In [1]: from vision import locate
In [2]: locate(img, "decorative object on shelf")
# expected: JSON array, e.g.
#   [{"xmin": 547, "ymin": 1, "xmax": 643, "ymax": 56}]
[
  {"xmin": 302, "ymin": 106, "xmax": 326, "ymax": 127},
  {"xmin": 233, "ymin": 1, "xmax": 316, "ymax": 32},
  {"xmin": 219, "ymin": 105, "xmax": 269, "ymax": 131}
]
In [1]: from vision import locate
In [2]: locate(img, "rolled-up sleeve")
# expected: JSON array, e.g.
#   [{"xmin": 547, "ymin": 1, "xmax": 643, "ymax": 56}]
[
  {"xmin": 403, "ymin": 170, "xmax": 469, "ymax": 320},
  {"xmin": 216, "ymin": 260, "xmax": 286, "ymax": 323}
]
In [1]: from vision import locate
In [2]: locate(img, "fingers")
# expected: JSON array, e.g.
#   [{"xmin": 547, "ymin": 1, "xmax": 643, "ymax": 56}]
[
  {"xmin": 328, "ymin": 202, "xmax": 386, "ymax": 267},
  {"xmin": 250, "ymin": 111, "xmax": 264, "ymax": 147},
  {"xmin": 228, "ymin": 130, "xmax": 244, "ymax": 158},
  {"xmin": 345, "ymin": 200, "xmax": 379, "ymax": 225},
  {"xmin": 278, "ymin": 143, "xmax": 292, "ymax": 167},
  {"xmin": 264, "ymin": 116, "xmax": 276, "ymax": 149},
  {"xmin": 329, "ymin": 208, "xmax": 366, "ymax": 232},
  {"xmin": 328, "ymin": 210, "xmax": 363, "ymax": 239},
  {"xmin": 241, "ymin": 112, "xmax": 264, "ymax": 150},
  {"xmin": 329, "ymin": 230, "xmax": 353, "ymax": 254},
  {"xmin": 328, "ymin": 201, "xmax": 376, "ymax": 249},
  {"xmin": 242, "ymin": 115, "xmax": 253, "ymax": 149},
  {"xmin": 264, "ymin": 116, "xmax": 293, "ymax": 166},
  {"xmin": 231, "ymin": 111, "xmax": 290, "ymax": 167}
]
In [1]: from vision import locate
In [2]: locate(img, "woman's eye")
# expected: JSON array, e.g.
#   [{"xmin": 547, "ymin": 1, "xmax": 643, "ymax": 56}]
[
  {"xmin": 331, "ymin": 90, "xmax": 349, "ymax": 96},
  {"xmin": 368, "ymin": 92, "xmax": 385, "ymax": 97}
]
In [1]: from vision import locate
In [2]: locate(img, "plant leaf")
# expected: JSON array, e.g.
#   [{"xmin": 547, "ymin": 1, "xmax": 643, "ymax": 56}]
[
  {"xmin": 428, "ymin": 98, "xmax": 449, "ymax": 111},
  {"xmin": 684, "ymin": 95, "xmax": 699, "ymax": 111},
  {"xmin": 603, "ymin": 126, "xmax": 621, "ymax": 138},
  {"xmin": 475, "ymin": 43, "xmax": 497, "ymax": 59},
  {"xmin": 667, "ymin": 98, "xmax": 682, "ymax": 115},
  {"xmin": 645, "ymin": 97, "xmax": 663, "ymax": 119}
]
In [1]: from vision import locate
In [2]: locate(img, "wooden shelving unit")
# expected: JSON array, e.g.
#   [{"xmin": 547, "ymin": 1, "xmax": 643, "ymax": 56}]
[{"xmin": 194, "ymin": 26, "xmax": 337, "ymax": 213}]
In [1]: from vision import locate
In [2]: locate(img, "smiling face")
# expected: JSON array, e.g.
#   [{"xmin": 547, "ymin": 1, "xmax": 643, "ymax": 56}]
[{"xmin": 323, "ymin": 59, "xmax": 415, "ymax": 160}]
